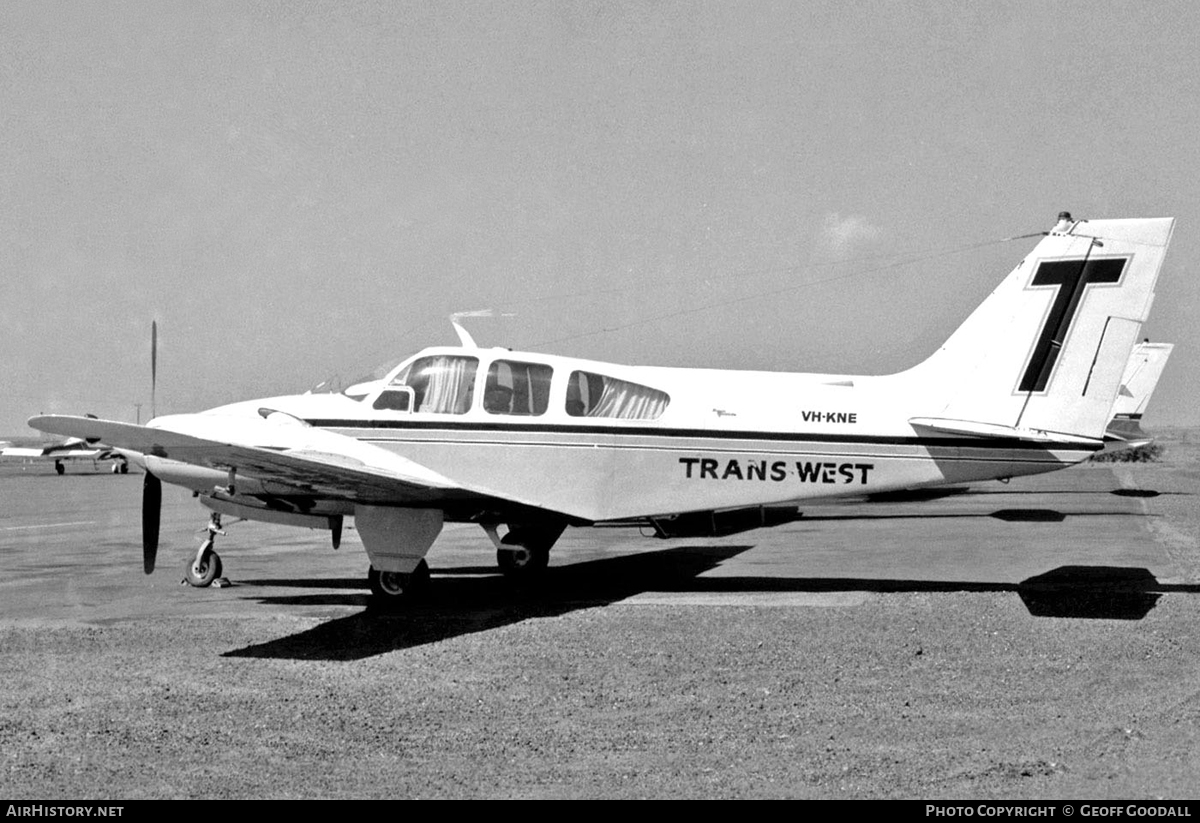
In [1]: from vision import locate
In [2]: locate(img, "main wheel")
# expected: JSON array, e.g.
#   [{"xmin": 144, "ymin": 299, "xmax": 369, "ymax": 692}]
[
  {"xmin": 55, "ymin": 462, "xmax": 65, "ymax": 475},
  {"xmin": 497, "ymin": 544, "xmax": 550, "ymax": 578},
  {"xmin": 185, "ymin": 548, "xmax": 222, "ymax": 587},
  {"xmin": 368, "ymin": 560, "xmax": 430, "ymax": 609}
]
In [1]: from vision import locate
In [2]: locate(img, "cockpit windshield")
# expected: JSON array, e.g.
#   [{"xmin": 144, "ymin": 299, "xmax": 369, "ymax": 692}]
[{"xmin": 305, "ymin": 358, "xmax": 404, "ymax": 399}]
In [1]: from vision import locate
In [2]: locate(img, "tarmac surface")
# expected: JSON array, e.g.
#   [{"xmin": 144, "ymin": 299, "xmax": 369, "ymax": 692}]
[
  {"xmin": 0, "ymin": 458, "xmax": 1185, "ymax": 622},
  {"xmin": 2, "ymin": 442, "xmax": 1199, "ymax": 798}
]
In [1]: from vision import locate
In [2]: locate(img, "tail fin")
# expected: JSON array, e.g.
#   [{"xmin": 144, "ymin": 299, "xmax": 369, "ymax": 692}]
[
  {"xmin": 1111, "ymin": 340, "xmax": 1173, "ymax": 420},
  {"xmin": 1104, "ymin": 340, "xmax": 1173, "ymax": 447},
  {"xmin": 903, "ymin": 214, "xmax": 1174, "ymax": 441}
]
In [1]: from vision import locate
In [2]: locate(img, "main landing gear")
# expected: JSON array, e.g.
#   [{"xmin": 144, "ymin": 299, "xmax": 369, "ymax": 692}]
[
  {"xmin": 184, "ymin": 512, "xmax": 226, "ymax": 587},
  {"xmin": 484, "ymin": 522, "xmax": 566, "ymax": 580},
  {"xmin": 367, "ymin": 560, "xmax": 431, "ymax": 610},
  {"xmin": 496, "ymin": 542, "xmax": 550, "ymax": 576},
  {"xmin": 364, "ymin": 520, "xmax": 567, "ymax": 610}
]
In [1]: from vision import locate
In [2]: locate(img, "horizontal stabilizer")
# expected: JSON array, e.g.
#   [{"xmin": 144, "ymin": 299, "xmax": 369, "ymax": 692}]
[
  {"xmin": 1100, "ymin": 414, "xmax": 1153, "ymax": 452},
  {"xmin": 908, "ymin": 417, "xmax": 1104, "ymax": 446}
]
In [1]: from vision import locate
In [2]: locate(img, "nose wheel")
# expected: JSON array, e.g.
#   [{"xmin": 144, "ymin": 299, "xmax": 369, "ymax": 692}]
[{"xmin": 184, "ymin": 513, "xmax": 227, "ymax": 588}]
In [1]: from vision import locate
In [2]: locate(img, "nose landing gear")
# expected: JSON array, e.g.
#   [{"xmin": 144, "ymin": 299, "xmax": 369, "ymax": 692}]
[{"xmin": 184, "ymin": 512, "xmax": 227, "ymax": 587}]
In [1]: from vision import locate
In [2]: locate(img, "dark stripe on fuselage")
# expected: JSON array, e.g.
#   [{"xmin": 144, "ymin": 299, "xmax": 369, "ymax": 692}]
[{"xmin": 302, "ymin": 419, "xmax": 1103, "ymax": 452}]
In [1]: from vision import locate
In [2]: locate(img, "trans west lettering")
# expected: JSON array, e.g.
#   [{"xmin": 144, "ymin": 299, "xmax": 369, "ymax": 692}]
[
  {"xmin": 800, "ymin": 410, "xmax": 857, "ymax": 424},
  {"xmin": 680, "ymin": 457, "xmax": 873, "ymax": 484}
]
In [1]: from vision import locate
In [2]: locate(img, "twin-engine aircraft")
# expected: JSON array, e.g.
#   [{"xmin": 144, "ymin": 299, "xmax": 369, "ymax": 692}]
[
  {"xmin": 0, "ymin": 436, "xmax": 128, "ymax": 475},
  {"xmin": 31, "ymin": 213, "xmax": 1175, "ymax": 608}
]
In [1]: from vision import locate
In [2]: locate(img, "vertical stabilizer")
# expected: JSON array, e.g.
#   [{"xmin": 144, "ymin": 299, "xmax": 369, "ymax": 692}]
[
  {"xmin": 1111, "ymin": 341, "xmax": 1174, "ymax": 420},
  {"xmin": 1102, "ymin": 340, "xmax": 1174, "ymax": 448},
  {"xmin": 903, "ymin": 215, "xmax": 1174, "ymax": 440}
]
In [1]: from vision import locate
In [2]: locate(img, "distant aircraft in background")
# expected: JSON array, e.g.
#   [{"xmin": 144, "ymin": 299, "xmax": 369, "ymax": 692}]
[
  {"xmin": 0, "ymin": 436, "xmax": 129, "ymax": 475},
  {"xmin": 31, "ymin": 213, "xmax": 1176, "ymax": 609},
  {"xmin": 1102, "ymin": 340, "xmax": 1174, "ymax": 451}
]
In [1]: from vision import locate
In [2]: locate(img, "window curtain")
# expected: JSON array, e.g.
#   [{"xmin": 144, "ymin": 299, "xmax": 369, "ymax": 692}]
[
  {"xmin": 588, "ymin": 375, "xmax": 669, "ymax": 420},
  {"xmin": 415, "ymin": 356, "xmax": 477, "ymax": 414}
]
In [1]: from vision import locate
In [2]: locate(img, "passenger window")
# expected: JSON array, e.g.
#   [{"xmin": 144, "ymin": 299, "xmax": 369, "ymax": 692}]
[
  {"xmin": 384, "ymin": 355, "xmax": 478, "ymax": 414},
  {"xmin": 565, "ymin": 371, "xmax": 669, "ymax": 420},
  {"xmin": 485, "ymin": 360, "xmax": 553, "ymax": 416}
]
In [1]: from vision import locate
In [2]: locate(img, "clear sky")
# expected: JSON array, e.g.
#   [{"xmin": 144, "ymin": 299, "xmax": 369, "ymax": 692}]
[{"xmin": 3, "ymin": 0, "xmax": 1198, "ymax": 435}]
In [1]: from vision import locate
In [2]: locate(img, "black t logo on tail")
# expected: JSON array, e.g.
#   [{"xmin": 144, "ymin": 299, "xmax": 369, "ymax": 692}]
[{"xmin": 1019, "ymin": 257, "xmax": 1127, "ymax": 393}]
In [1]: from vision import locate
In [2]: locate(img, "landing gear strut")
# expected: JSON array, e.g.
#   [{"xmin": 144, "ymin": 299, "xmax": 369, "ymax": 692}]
[{"xmin": 184, "ymin": 512, "xmax": 225, "ymax": 587}]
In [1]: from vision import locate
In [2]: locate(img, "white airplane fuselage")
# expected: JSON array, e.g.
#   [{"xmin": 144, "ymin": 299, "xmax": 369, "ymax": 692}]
[{"xmin": 142, "ymin": 345, "xmax": 1095, "ymax": 526}]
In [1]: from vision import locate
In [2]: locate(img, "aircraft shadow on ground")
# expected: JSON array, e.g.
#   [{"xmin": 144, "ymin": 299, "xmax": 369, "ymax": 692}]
[
  {"xmin": 1015, "ymin": 566, "xmax": 1188, "ymax": 619},
  {"xmin": 223, "ymin": 542, "xmax": 1200, "ymax": 661},
  {"xmin": 223, "ymin": 544, "xmax": 751, "ymax": 661},
  {"xmin": 794, "ymin": 507, "xmax": 1145, "ymax": 524},
  {"xmin": 863, "ymin": 486, "xmax": 1189, "ymax": 500},
  {"xmin": 219, "ymin": 485, "xmax": 1183, "ymax": 663}
]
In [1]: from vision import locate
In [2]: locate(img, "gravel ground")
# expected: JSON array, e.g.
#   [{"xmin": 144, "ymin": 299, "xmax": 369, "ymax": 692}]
[{"xmin": 2, "ymin": 434, "xmax": 1198, "ymax": 799}]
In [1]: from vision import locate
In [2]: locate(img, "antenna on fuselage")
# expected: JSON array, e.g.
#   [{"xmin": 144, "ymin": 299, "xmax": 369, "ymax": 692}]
[
  {"xmin": 450, "ymin": 317, "xmax": 478, "ymax": 348},
  {"xmin": 447, "ymin": 307, "xmax": 515, "ymax": 348}
]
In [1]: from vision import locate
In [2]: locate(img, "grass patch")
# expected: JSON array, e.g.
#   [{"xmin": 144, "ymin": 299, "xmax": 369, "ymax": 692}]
[{"xmin": 1090, "ymin": 443, "xmax": 1165, "ymax": 463}]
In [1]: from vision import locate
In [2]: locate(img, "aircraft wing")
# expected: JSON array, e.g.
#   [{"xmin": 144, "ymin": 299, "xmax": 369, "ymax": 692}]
[
  {"xmin": 0, "ymin": 445, "xmax": 105, "ymax": 460},
  {"xmin": 27, "ymin": 413, "xmax": 500, "ymax": 507}
]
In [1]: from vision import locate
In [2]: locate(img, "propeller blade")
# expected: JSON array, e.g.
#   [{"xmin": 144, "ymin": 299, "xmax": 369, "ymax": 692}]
[
  {"xmin": 330, "ymin": 515, "xmax": 343, "ymax": 550},
  {"xmin": 150, "ymin": 320, "xmax": 157, "ymax": 420},
  {"xmin": 142, "ymin": 471, "xmax": 161, "ymax": 574}
]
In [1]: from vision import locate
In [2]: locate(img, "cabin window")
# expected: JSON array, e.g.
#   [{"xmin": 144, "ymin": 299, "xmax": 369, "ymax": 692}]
[
  {"xmin": 484, "ymin": 360, "xmax": 553, "ymax": 416},
  {"xmin": 565, "ymin": 371, "xmax": 670, "ymax": 420},
  {"xmin": 384, "ymin": 355, "xmax": 478, "ymax": 414},
  {"xmin": 372, "ymin": 386, "xmax": 413, "ymax": 412}
]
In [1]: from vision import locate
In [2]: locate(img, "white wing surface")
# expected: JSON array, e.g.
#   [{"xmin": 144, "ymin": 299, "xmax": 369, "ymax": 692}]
[{"xmin": 28, "ymin": 413, "xmax": 485, "ymax": 506}]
